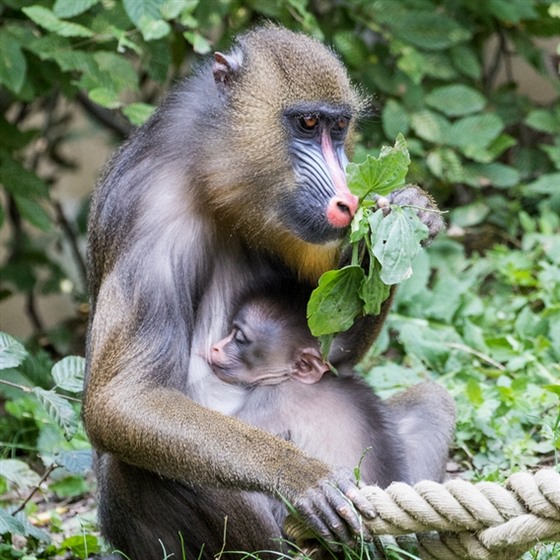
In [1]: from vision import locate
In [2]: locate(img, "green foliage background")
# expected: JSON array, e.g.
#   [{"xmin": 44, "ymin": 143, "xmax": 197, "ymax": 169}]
[{"xmin": 0, "ymin": 0, "xmax": 558, "ymax": 558}]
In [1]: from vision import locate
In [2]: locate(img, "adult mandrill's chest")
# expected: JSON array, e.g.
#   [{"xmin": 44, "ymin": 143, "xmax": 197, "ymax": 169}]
[{"xmin": 184, "ymin": 246, "xmax": 283, "ymax": 413}]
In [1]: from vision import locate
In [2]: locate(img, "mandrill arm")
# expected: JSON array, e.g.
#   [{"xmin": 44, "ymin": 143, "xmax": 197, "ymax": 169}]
[{"xmin": 84, "ymin": 282, "xmax": 374, "ymax": 545}]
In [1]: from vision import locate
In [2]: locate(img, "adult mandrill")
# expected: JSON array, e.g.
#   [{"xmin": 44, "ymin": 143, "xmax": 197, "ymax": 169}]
[{"xmin": 85, "ymin": 25, "xmax": 446, "ymax": 559}]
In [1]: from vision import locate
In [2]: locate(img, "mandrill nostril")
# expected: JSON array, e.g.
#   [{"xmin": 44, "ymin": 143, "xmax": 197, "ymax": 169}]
[{"xmin": 337, "ymin": 201, "xmax": 351, "ymax": 215}]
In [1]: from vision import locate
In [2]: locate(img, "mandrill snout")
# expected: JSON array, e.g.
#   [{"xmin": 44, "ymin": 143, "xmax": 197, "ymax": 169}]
[{"xmin": 326, "ymin": 193, "xmax": 359, "ymax": 228}]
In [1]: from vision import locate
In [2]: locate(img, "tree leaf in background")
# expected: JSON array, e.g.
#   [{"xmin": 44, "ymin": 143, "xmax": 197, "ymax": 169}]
[
  {"xmin": 382, "ymin": 99, "xmax": 410, "ymax": 140},
  {"xmin": 53, "ymin": 0, "xmax": 101, "ymax": 18},
  {"xmin": 0, "ymin": 30, "xmax": 26, "ymax": 94},
  {"xmin": 0, "ymin": 332, "xmax": 28, "ymax": 370},
  {"xmin": 22, "ymin": 6, "xmax": 94, "ymax": 38},
  {"xmin": 33, "ymin": 387, "xmax": 78, "ymax": 440},
  {"xmin": 410, "ymin": 109, "xmax": 452, "ymax": 144},
  {"xmin": 52, "ymin": 356, "xmax": 85, "ymax": 393},
  {"xmin": 425, "ymin": 84, "xmax": 486, "ymax": 117}
]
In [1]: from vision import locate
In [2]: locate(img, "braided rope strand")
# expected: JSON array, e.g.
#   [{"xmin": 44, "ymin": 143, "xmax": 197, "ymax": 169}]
[{"xmin": 285, "ymin": 469, "xmax": 560, "ymax": 560}]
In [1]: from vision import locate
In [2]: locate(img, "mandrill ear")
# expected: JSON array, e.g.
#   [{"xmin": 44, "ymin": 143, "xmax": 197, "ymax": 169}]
[
  {"xmin": 213, "ymin": 50, "xmax": 243, "ymax": 100},
  {"xmin": 292, "ymin": 348, "xmax": 331, "ymax": 385}
]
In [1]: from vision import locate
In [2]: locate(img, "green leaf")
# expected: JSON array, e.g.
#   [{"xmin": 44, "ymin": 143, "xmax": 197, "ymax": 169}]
[
  {"xmin": 52, "ymin": 356, "xmax": 85, "ymax": 393},
  {"xmin": 161, "ymin": 0, "xmax": 191, "ymax": 20},
  {"xmin": 32, "ymin": 387, "xmax": 78, "ymax": 440},
  {"xmin": 22, "ymin": 6, "xmax": 95, "ymax": 38},
  {"xmin": 0, "ymin": 332, "xmax": 28, "ymax": 370},
  {"xmin": 410, "ymin": 110, "xmax": 451, "ymax": 144},
  {"xmin": 467, "ymin": 163, "xmax": 520, "ymax": 188},
  {"xmin": 88, "ymin": 87, "xmax": 121, "ymax": 109},
  {"xmin": 346, "ymin": 134, "xmax": 410, "ymax": 198},
  {"xmin": 184, "ymin": 31, "xmax": 212, "ymax": 54},
  {"xmin": 371, "ymin": 207, "xmax": 428, "ymax": 285},
  {"xmin": 93, "ymin": 51, "xmax": 139, "ymax": 94},
  {"xmin": 0, "ymin": 508, "xmax": 25, "ymax": 536},
  {"xmin": 0, "ymin": 508, "xmax": 51, "ymax": 540},
  {"xmin": 485, "ymin": 134, "xmax": 517, "ymax": 160},
  {"xmin": 382, "ymin": 99, "xmax": 410, "ymax": 140},
  {"xmin": 0, "ymin": 30, "xmax": 27, "ymax": 94},
  {"xmin": 124, "ymin": 0, "xmax": 170, "ymax": 41},
  {"xmin": 487, "ymin": 0, "xmax": 538, "ymax": 23},
  {"xmin": 0, "ymin": 509, "xmax": 50, "ymax": 542},
  {"xmin": 526, "ymin": 109, "xmax": 559, "ymax": 134},
  {"xmin": 426, "ymin": 148, "xmax": 465, "ymax": 183},
  {"xmin": 124, "ymin": 0, "xmax": 165, "ymax": 25},
  {"xmin": 522, "ymin": 173, "xmax": 560, "ymax": 195},
  {"xmin": 390, "ymin": 12, "xmax": 471, "ymax": 50},
  {"xmin": 307, "ymin": 266, "xmax": 365, "ymax": 337},
  {"xmin": 360, "ymin": 259, "xmax": 391, "ymax": 315},
  {"xmin": 139, "ymin": 16, "xmax": 171, "ymax": 41},
  {"xmin": 450, "ymin": 45, "xmax": 481, "ymax": 79},
  {"xmin": 0, "ymin": 150, "xmax": 49, "ymax": 198},
  {"xmin": 425, "ymin": 85, "xmax": 486, "ymax": 117},
  {"xmin": 123, "ymin": 102, "xmax": 156, "ymax": 126},
  {"xmin": 0, "ymin": 459, "xmax": 40, "ymax": 490},
  {"xmin": 53, "ymin": 450, "xmax": 93, "ymax": 475},
  {"xmin": 449, "ymin": 113, "xmax": 504, "ymax": 153},
  {"xmin": 398, "ymin": 322, "xmax": 453, "ymax": 371},
  {"xmin": 60, "ymin": 534, "xmax": 101, "ymax": 559},
  {"xmin": 450, "ymin": 201, "xmax": 491, "ymax": 227},
  {"xmin": 14, "ymin": 195, "xmax": 52, "ymax": 232},
  {"xmin": 541, "ymin": 143, "xmax": 560, "ymax": 170},
  {"xmin": 54, "ymin": 0, "xmax": 100, "ymax": 18},
  {"xmin": 349, "ymin": 206, "xmax": 369, "ymax": 244},
  {"xmin": 333, "ymin": 31, "xmax": 368, "ymax": 69},
  {"xmin": 397, "ymin": 47, "xmax": 426, "ymax": 84},
  {"xmin": 50, "ymin": 475, "xmax": 90, "ymax": 498}
]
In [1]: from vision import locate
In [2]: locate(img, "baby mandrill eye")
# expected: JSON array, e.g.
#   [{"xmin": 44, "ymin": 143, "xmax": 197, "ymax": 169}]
[{"xmin": 234, "ymin": 328, "xmax": 249, "ymax": 345}]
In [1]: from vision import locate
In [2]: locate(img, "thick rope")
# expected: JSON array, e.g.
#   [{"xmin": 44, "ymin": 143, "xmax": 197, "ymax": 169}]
[{"xmin": 285, "ymin": 468, "xmax": 560, "ymax": 559}]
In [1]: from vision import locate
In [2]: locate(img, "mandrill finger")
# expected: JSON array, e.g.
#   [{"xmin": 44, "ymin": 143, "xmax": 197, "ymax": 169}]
[
  {"xmin": 325, "ymin": 486, "xmax": 373, "ymax": 541},
  {"xmin": 342, "ymin": 484, "xmax": 376, "ymax": 521},
  {"xmin": 295, "ymin": 497, "xmax": 338, "ymax": 543},
  {"xmin": 373, "ymin": 194, "xmax": 391, "ymax": 216}
]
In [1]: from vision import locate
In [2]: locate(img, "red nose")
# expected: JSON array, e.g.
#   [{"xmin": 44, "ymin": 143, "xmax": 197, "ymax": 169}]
[{"xmin": 326, "ymin": 193, "xmax": 359, "ymax": 228}]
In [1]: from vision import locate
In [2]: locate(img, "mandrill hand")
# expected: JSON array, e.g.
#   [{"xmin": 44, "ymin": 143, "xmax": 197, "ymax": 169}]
[
  {"xmin": 377, "ymin": 184, "xmax": 445, "ymax": 243},
  {"xmin": 291, "ymin": 466, "xmax": 375, "ymax": 546}
]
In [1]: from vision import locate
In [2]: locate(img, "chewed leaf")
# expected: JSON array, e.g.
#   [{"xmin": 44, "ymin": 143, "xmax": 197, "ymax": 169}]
[
  {"xmin": 307, "ymin": 266, "xmax": 365, "ymax": 337},
  {"xmin": 347, "ymin": 134, "xmax": 410, "ymax": 199},
  {"xmin": 371, "ymin": 207, "xmax": 428, "ymax": 285}
]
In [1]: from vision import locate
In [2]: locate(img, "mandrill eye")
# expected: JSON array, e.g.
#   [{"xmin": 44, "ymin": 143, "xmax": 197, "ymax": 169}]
[
  {"xmin": 332, "ymin": 116, "xmax": 350, "ymax": 139},
  {"xmin": 299, "ymin": 115, "xmax": 318, "ymax": 131},
  {"xmin": 337, "ymin": 117, "xmax": 349, "ymax": 130}
]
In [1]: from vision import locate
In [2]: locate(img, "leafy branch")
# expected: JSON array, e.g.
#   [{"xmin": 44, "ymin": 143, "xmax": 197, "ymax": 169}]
[{"xmin": 307, "ymin": 135, "xmax": 442, "ymax": 355}]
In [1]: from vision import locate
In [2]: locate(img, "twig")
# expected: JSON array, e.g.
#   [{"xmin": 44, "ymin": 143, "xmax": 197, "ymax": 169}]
[
  {"xmin": 444, "ymin": 341, "xmax": 506, "ymax": 371},
  {"xmin": 53, "ymin": 200, "xmax": 88, "ymax": 290},
  {"xmin": 76, "ymin": 91, "xmax": 132, "ymax": 138},
  {"xmin": 11, "ymin": 463, "xmax": 58, "ymax": 516}
]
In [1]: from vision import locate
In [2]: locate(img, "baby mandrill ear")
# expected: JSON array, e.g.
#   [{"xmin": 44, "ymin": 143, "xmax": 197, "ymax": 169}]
[{"xmin": 292, "ymin": 348, "xmax": 330, "ymax": 385}]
